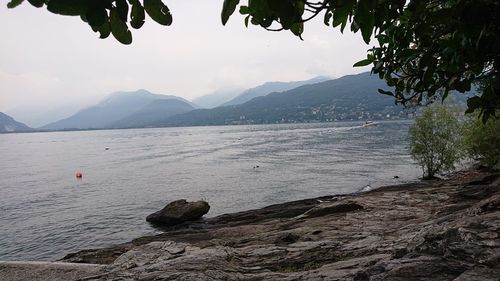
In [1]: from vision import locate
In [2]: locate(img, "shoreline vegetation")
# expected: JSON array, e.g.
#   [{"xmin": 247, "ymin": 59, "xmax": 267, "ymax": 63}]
[{"xmin": 1, "ymin": 167, "xmax": 499, "ymax": 280}]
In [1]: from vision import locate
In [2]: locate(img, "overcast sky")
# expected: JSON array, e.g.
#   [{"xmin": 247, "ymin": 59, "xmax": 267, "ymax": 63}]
[{"xmin": 0, "ymin": 0, "xmax": 371, "ymax": 123}]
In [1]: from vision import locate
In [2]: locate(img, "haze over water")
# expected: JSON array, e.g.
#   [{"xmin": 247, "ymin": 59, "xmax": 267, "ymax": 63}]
[{"xmin": 0, "ymin": 121, "xmax": 419, "ymax": 261}]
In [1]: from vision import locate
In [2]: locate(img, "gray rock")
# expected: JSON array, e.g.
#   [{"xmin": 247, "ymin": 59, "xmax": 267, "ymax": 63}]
[
  {"xmin": 60, "ymin": 170, "xmax": 500, "ymax": 281},
  {"xmin": 301, "ymin": 200, "xmax": 363, "ymax": 218},
  {"xmin": 146, "ymin": 199, "xmax": 210, "ymax": 226},
  {"xmin": 0, "ymin": 261, "xmax": 103, "ymax": 281}
]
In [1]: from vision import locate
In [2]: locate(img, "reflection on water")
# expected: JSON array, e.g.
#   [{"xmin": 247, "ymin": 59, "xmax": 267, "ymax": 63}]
[{"xmin": 0, "ymin": 120, "xmax": 418, "ymax": 261}]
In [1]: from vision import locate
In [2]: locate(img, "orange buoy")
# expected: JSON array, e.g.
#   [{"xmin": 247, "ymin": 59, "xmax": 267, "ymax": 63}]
[{"xmin": 76, "ymin": 172, "xmax": 83, "ymax": 178}]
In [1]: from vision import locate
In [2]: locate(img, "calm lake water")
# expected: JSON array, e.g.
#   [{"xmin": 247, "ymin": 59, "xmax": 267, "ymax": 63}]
[{"xmin": 0, "ymin": 121, "xmax": 419, "ymax": 261}]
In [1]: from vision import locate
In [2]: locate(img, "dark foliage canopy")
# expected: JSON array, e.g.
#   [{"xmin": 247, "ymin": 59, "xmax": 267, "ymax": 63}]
[
  {"xmin": 8, "ymin": 0, "xmax": 500, "ymax": 120},
  {"xmin": 7, "ymin": 0, "xmax": 173, "ymax": 45}
]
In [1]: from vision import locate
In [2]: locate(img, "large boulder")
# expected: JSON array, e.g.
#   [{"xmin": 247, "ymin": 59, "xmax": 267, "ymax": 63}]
[{"xmin": 146, "ymin": 199, "xmax": 210, "ymax": 226}]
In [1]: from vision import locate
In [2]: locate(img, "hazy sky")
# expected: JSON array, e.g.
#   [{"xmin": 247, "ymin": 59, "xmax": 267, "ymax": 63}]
[{"xmin": 0, "ymin": 1, "xmax": 371, "ymax": 117}]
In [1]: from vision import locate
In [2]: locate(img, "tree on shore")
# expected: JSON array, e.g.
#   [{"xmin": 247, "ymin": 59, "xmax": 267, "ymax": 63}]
[
  {"xmin": 6, "ymin": 0, "xmax": 500, "ymax": 119},
  {"xmin": 463, "ymin": 114, "xmax": 500, "ymax": 169},
  {"xmin": 408, "ymin": 104, "xmax": 463, "ymax": 179}
]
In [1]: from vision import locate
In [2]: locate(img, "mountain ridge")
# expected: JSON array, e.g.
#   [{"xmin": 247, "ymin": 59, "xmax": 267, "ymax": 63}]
[
  {"xmin": 14, "ymin": 72, "xmax": 478, "ymax": 132},
  {"xmin": 110, "ymin": 99, "xmax": 195, "ymax": 129},
  {"xmin": 0, "ymin": 112, "xmax": 33, "ymax": 133},
  {"xmin": 151, "ymin": 72, "xmax": 405, "ymax": 127},
  {"xmin": 192, "ymin": 88, "xmax": 243, "ymax": 108},
  {"xmin": 41, "ymin": 90, "xmax": 196, "ymax": 130},
  {"xmin": 222, "ymin": 76, "xmax": 331, "ymax": 106}
]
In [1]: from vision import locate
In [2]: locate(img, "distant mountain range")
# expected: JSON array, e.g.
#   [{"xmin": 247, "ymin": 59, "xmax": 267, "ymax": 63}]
[
  {"xmin": 0, "ymin": 112, "xmax": 33, "ymax": 133},
  {"xmin": 222, "ymin": 76, "xmax": 330, "ymax": 106},
  {"xmin": 36, "ymin": 76, "xmax": 334, "ymax": 130},
  {"xmin": 41, "ymin": 90, "xmax": 196, "ymax": 130},
  {"xmin": 153, "ymin": 72, "xmax": 402, "ymax": 127},
  {"xmin": 6, "ymin": 72, "xmax": 477, "ymax": 133},
  {"xmin": 192, "ymin": 76, "xmax": 329, "ymax": 109}
]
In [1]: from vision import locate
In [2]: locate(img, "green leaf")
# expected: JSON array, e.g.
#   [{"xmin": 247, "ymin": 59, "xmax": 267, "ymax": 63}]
[
  {"xmin": 47, "ymin": 0, "xmax": 87, "ymax": 16},
  {"xmin": 332, "ymin": 0, "xmax": 352, "ymax": 29},
  {"xmin": 92, "ymin": 21, "xmax": 111, "ymax": 39},
  {"xmin": 378, "ymin": 89, "xmax": 394, "ymax": 96},
  {"xmin": 110, "ymin": 8, "xmax": 132, "ymax": 44},
  {"xmin": 353, "ymin": 58, "xmax": 373, "ymax": 67},
  {"xmin": 244, "ymin": 15, "xmax": 250, "ymax": 27},
  {"xmin": 86, "ymin": 6, "xmax": 107, "ymax": 26},
  {"xmin": 130, "ymin": 0, "xmax": 145, "ymax": 29},
  {"xmin": 441, "ymin": 90, "xmax": 449, "ymax": 103},
  {"xmin": 466, "ymin": 96, "xmax": 482, "ymax": 113},
  {"xmin": 116, "ymin": 0, "xmax": 129, "ymax": 22},
  {"xmin": 7, "ymin": 0, "xmax": 24, "ymax": 8},
  {"xmin": 144, "ymin": 0, "xmax": 172, "ymax": 26},
  {"xmin": 271, "ymin": 1, "xmax": 303, "ymax": 29},
  {"xmin": 80, "ymin": 13, "xmax": 88, "ymax": 22},
  {"xmin": 354, "ymin": 0, "xmax": 375, "ymax": 43},
  {"xmin": 340, "ymin": 19, "xmax": 347, "ymax": 33},
  {"xmin": 376, "ymin": 34, "xmax": 388, "ymax": 44},
  {"xmin": 323, "ymin": 11, "xmax": 332, "ymax": 25},
  {"xmin": 480, "ymin": 109, "xmax": 494, "ymax": 124},
  {"xmin": 350, "ymin": 20, "xmax": 360, "ymax": 33},
  {"xmin": 290, "ymin": 22, "xmax": 303, "ymax": 38},
  {"xmin": 239, "ymin": 5, "xmax": 249, "ymax": 15},
  {"xmin": 221, "ymin": 0, "xmax": 239, "ymax": 25},
  {"xmin": 27, "ymin": 0, "xmax": 45, "ymax": 8},
  {"xmin": 360, "ymin": 13, "xmax": 374, "ymax": 43}
]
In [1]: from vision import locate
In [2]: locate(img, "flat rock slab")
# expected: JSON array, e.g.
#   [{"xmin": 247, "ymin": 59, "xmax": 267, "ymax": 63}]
[
  {"xmin": 0, "ymin": 261, "xmax": 104, "ymax": 281},
  {"xmin": 301, "ymin": 201, "xmax": 363, "ymax": 218},
  {"xmin": 63, "ymin": 171, "xmax": 500, "ymax": 280}
]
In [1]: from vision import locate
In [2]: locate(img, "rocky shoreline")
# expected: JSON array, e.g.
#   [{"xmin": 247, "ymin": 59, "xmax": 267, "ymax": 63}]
[{"xmin": 2, "ymin": 169, "xmax": 500, "ymax": 280}]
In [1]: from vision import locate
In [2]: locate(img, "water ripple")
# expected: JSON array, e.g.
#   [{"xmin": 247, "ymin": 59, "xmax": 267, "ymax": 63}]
[{"xmin": 0, "ymin": 120, "xmax": 419, "ymax": 261}]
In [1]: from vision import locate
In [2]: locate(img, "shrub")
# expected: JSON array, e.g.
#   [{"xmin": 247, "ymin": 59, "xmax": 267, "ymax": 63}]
[
  {"xmin": 463, "ymin": 114, "xmax": 500, "ymax": 169},
  {"xmin": 409, "ymin": 104, "xmax": 463, "ymax": 179}
]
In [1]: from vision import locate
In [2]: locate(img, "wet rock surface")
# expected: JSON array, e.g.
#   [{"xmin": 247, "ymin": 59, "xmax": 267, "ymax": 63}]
[
  {"xmin": 145, "ymin": 199, "xmax": 210, "ymax": 226},
  {"xmin": 57, "ymin": 170, "xmax": 500, "ymax": 280},
  {"xmin": 0, "ymin": 261, "xmax": 103, "ymax": 281}
]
